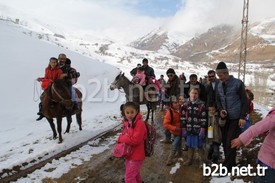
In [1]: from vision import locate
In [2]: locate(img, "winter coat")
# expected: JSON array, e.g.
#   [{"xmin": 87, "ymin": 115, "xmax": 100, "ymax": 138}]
[
  {"xmin": 166, "ymin": 75, "xmax": 180, "ymax": 98},
  {"xmin": 142, "ymin": 65, "xmax": 155, "ymax": 79},
  {"xmin": 163, "ymin": 108, "xmax": 182, "ymax": 136},
  {"xmin": 118, "ymin": 113, "xmax": 147, "ymax": 161},
  {"xmin": 239, "ymin": 108, "xmax": 275, "ymax": 169},
  {"xmin": 41, "ymin": 67, "xmax": 62, "ymax": 90},
  {"xmin": 133, "ymin": 71, "xmax": 146, "ymax": 86},
  {"xmin": 61, "ymin": 65, "xmax": 80, "ymax": 84},
  {"xmin": 205, "ymin": 79, "xmax": 220, "ymax": 108},
  {"xmin": 158, "ymin": 78, "xmax": 166, "ymax": 88},
  {"xmin": 217, "ymin": 75, "xmax": 248, "ymax": 120},
  {"xmin": 181, "ymin": 99, "xmax": 207, "ymax": 135}
]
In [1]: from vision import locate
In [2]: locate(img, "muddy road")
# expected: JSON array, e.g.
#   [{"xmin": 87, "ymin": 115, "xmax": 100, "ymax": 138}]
[
  {"xmin": 45, "ymin": 111, "xmax": 210, "ymax": 183},
  {"xmin": 7, "ymin": 110, "xmax": 261, "ymax": 183}
]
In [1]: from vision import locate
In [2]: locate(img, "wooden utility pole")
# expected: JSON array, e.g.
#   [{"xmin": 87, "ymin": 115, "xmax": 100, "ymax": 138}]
[{"xmin": 238, "ymin": 0, "xmax": 249, "ymax": 84}]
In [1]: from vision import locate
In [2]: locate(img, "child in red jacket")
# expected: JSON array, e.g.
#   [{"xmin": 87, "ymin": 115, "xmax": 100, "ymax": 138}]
[
  {"xmin": 117, "ymin": 102, "xmax": 147, "ymax": 183},
  {"xmin": 37, "ymin": 57, "xmax": 63, "ymax": 90},
  {"xmin": 36, "ymin": 57, "xmax": 63, "ymax": 121}
]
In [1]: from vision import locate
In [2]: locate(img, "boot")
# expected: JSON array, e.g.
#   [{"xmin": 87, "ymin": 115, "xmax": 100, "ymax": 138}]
[
  {"xmin": 194, "ymin": 148, "xmax": 203, "ymax": 168},
  {"xmin": 166, "ymin": 152, "xmax": 176, "ymax": 166},
  {"xmin": 36, "ymin": 102, "xmax": 44, "ymax": 121},
  {"xmin": 182, "ymin": 145, "xmax": 188, "ymax": 151},
  {"xmin": 182, "ymin": 148, "xmax": 194, "ymax": 166},
  {"xmin": 175, "ymin": 150, "xmax": 182, "ymax": 158}
]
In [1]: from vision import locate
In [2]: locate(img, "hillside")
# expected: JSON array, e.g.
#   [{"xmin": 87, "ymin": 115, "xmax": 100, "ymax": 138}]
[{"xmin": 131, "ymin": 18, "xmax": 275, "ymax": 64}]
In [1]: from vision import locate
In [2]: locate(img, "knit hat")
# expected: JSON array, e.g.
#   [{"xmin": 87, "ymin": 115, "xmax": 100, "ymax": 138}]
[
  {"xmin": 216, "ymin": 62, "xmax": 228, "ymax": 73},
  {"xmin": 166, "ymin": 68, "xmax": 175, "ymax": 75}
]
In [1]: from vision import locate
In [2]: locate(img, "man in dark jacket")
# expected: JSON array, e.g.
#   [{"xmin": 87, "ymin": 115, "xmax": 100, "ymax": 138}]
[
  {"xmin": 165, "ymin": 68, "xmax": 180, "ymax": 98},
  {"xmin": 141, "ymin": 58, "xmax": 155, "ymax": 83},
  {"xmin": 205, "ymin": 70, "xmax": 220, "ymax": 108},
  {"xmin": 63, "ymin": 58, "xmax": 80, "ymax": 111},
  {"xmin": 216, "ymin": 61, "xmax": 248, "ymax": 172}
]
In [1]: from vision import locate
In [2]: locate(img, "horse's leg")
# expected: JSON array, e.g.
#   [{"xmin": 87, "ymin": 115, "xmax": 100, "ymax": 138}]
[
  {"xmin": 76, "ymin": 112, "xmax": 82, "ymax": 131},
  {"xmin": 56, "ymin": 117, "xmax": 63, "ymax": 143},
  {"xmin": 145, "ymin": 104, "xmax": 150, "ymax": 122},
  {"xmin": 47, "ymin": 118, "xmax": 57, "ymax": 140},
  {"xmin": 65, "ymin": 115, "xmax": 72, "ymax": 134}
]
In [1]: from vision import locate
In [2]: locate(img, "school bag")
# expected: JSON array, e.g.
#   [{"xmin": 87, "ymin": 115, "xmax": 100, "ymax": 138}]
[
  {"xmin": 169, "ymin": 108, "xmax": 174, "ymax": 124},
  {"xmin": 131, "ymin": 119, "xmax": 156, "ymax": 157}
]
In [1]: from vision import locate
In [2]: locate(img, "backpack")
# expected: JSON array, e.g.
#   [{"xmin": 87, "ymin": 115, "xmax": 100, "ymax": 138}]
[
  {"xmin": 130, "ymin": 119, "xmax": 156, "ymax": 157},
  {"xmin": 169, "ymin": 108, "xmax": 174, "ymax": 124},
  {"xmin": 144, "ymin": 122, "xmax": 156, "ymax": 157}
]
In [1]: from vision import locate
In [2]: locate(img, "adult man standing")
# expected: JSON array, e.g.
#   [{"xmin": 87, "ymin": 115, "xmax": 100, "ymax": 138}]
[
  {"xmin": 165, "ymin": 68, "xmax": 180, "ymax": 99},
  {"xmin": 215, "ymin": 62, "xmax": 248, "ymax": 172},
  {"xmin": 205, "ymin": 70, "xmax": 220, "ymax": 108}
]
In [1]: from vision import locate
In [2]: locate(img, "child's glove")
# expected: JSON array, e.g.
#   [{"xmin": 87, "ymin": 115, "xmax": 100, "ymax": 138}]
[
  {"xmin": 182, "ymin": 128, "xmax": 187, "ymax": 137},
  {"xmin": 199, "ymin": 128, "xmax": 206, "ymax": 140}
]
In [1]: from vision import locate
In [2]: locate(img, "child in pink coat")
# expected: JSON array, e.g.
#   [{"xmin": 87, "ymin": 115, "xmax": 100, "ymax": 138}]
[
  {"xmin": 231, "ymin": 107, "xmax": 275, "ymax": 182},
  {"xmin": 132, "ymin": 67, "xmax": 146, "ymax": 86},
  {"xmin": 117, "ymin": 102, "xmax": 147, "ymax": 183}
]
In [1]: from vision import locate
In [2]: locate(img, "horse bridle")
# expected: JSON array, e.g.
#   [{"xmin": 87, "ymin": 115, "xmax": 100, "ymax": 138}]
[{"xmin": 51, "ymin": 83, "xmax": 73, "ymax": 108}]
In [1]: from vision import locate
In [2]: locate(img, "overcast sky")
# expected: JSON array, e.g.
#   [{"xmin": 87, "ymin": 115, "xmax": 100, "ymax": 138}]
[{"xmin": 1, "ymin": 0, "xmax": 275, "ymax": 42}]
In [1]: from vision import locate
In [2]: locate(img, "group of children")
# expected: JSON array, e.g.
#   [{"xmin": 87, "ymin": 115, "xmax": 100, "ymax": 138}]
[
  {"xmin": 162, "ymin": 88, "xmax": 225, "ymax": 167},
  {"xmin": 115, "ymin": 90, "xmax": 275, "ymax": 183}
]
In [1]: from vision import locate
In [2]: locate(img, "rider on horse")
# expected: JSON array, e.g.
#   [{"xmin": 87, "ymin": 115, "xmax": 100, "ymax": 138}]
[{"xmin": 36, "ymin": 57, "xmax": 63, "ymax": 121}]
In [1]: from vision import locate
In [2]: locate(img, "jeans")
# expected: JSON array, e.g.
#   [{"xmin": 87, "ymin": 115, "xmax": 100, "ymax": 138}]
[
  {"xmin": 70, "ymin": 86, "xmax": 77, "ymax": 102},
  {"xmin": 172, "ymin": 135, "xmax": 182, "ymax": 154},
  {"xmin": 253, "ymin": 168, "xmax": 275, "ymax": 183}
]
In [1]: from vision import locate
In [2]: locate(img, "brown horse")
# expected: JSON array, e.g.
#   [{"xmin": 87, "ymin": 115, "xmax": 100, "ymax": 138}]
[
  {"xmin": 110, "ymin": 72, "xmax": 158, "ymax": 122},
  {"xmin": 41, "ymin": 79, "xmax": 82, "ymax": 143}
]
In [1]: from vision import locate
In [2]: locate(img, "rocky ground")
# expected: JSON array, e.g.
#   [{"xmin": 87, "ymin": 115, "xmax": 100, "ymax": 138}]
[{"xmin": 42, "ymin": 110, "xmax": 263, "ymax": 183}]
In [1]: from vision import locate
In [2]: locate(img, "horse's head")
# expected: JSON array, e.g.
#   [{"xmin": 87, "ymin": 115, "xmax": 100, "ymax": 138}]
[
  {"xmin": 110, "ymin": 72, "xmax": 127, "ymax": 90},
  {"xmin": 51, "ymin": 79, "xmax": 73, "ymax": 110}
]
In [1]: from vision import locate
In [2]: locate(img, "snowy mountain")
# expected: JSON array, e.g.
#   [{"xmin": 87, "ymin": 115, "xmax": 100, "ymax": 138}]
[
  {"xmin": 130, "ymin": 27, "xmax": 189, "ymax": 54},
  {"xmin": 131, "ymin": 18, "xmax": 275, "ymax": 65},
  {"xmin": 0, "ymin": 6, "xmax": 274, "ymax": 182}
]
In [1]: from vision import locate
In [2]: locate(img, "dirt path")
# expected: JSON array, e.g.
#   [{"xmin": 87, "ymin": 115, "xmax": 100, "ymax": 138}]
[
  {"xmin": 45, "ymin": 110, "xmax": 209, "ymax": 183},
  {"xmin": 44, "ymin": 110, "xmax": 263, "ymax": 183}
]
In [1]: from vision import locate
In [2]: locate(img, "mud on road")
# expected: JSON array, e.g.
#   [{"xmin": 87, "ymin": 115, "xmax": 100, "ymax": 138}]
[{"xmin": 45, "ymin": 110, "xmax": 263, "ymax": 183}]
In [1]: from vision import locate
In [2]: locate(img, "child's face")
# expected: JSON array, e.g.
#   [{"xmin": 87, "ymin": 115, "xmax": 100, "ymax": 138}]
[
  {"xmin": 171, "ymin": 101, "xmax": 180, "ymax": 110},
  {"xmin": 49, "ymin": 59, "xmax": 58, "ymax": 68},
  {"xmin": 124, "ymin": 106, "xmax": 138, "ymax": 121},
  {"xmin": 189, "ymin": 89, "xmax": 199, "ymax": 101},
  {"xmin": 179, "ymin": 96, "xmax": 184, "ymax": 105},
  {"xmin": 208, "ymin": 107, "xmax": 216, "ymax": 116}
]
